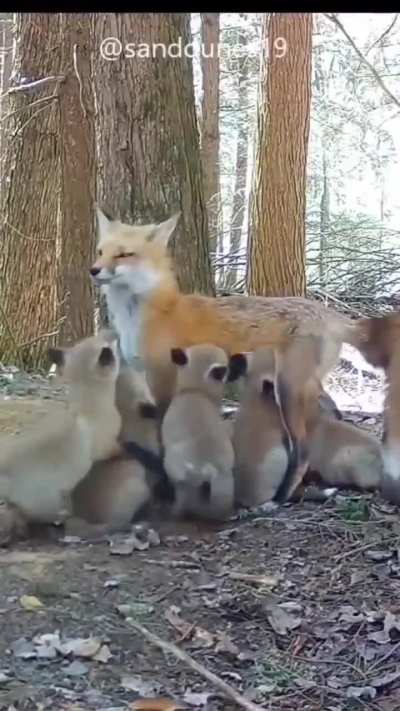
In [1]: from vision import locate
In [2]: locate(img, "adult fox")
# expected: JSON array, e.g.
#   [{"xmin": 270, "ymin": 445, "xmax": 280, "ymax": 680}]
[{"xmin": 89, "ymin": 209, "xmax": 397, "ymax": 503}]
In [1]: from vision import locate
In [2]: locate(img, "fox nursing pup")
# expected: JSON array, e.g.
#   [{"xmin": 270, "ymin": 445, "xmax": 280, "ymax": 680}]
[
  {"xmin": 1, "ymin": 209, "xmax": 393, "ymax": 544},
  {"xmin": 90, "ymin": 208, "xmax": 395, "ymax": 503}
]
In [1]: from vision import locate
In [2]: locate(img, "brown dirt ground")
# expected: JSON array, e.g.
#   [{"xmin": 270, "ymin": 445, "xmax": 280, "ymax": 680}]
[{"xmin": 1, "ymin": 366, "xmax": 400, "ymax": 711}]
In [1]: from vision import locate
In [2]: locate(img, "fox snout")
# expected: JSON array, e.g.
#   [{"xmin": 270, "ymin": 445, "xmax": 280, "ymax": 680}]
[{"xmin": 89, "ymin": 262, "xmax": 114, "ymax": 281}]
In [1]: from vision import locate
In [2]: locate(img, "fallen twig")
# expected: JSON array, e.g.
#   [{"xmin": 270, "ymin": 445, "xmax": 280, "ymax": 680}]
[
  {"xmin": 126, "ymin": 617, "xmax": 265, "ymax": 711},
  {"xmin": 226, "ymin": 571, "xmax": 278, "ymax": 586}
]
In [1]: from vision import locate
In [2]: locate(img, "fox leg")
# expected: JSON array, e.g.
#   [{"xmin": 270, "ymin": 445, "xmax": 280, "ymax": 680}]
[
  {"xmin": 145, "ymin": 360, "xmax": 177, "ymax": 421},
  {"xmin": 273, "ymin": 337, "xmax": 322, "ymax": 504},
  {"xmin": 380, "ymin": 344, "xmax": 400, "ymax": 504},
  {"xmin": 318, "ymin": 385, "xmax": 342, "ymax": 420}
]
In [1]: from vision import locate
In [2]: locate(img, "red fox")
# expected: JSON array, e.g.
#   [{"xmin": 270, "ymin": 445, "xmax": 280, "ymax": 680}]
[
  {"xmin": 89, "ymin": 209, "xmax": 397, "ymax": 503},
  {"xmin": 351, "ymin": 314, "xmax": 400, "ymax": 503}
]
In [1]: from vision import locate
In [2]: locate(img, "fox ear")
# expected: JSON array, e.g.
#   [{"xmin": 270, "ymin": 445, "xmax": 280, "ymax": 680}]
[
  {"xmin": 208, "ymin": 364, "xmax": 227, "ymax": 382},
  {"xmin": 171, "ymin": 347, "xmax": 188, "ymax": 366},
  {"xmin": 227, "ymin": 353, "xmax": 248, "ymax": 382},
  {"xmin": 98, "ymin": 346, "xmax": 115, "ymax": 367},
  {"xmin": 48, "ymin": 347, "xmax": 65, "ymax": 367},
  {"xmin": 96, "ymin": 205, "xmax": 114, "ymax": 240},
  {"xmin": 261, "ymin": 378, "xmax": 275, "ymax": 398},
  {"xmin": 138, "ymin": 402, "xmax": 158, "ymax": 419},
  {"xmin": 149, "ymin": 213, "xmax": 180, "ymax": 247}
]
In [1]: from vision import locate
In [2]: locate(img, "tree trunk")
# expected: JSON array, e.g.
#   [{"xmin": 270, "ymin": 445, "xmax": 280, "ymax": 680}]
[
  {"xmin": 224, "ymin": 29, "xmax": 250, "ymax": 290},
  {"xmin": 200, "ymin": 13, "xmax": 221, "ymax": 257},
  {"xmin": 0, "ymin": 13, "xmax": 13, "ymax": 175},
  {"xmin": 93, "ymin": 13, "xmax": 214, "ymax": 296},
  {"xmin": 247, "ymin": 13, "xmax": 312, "ymax": 297},
  {"xmin": 319, "ymin": 149, "xmax": 330, "ymax": 287},
  {"xmin": 58, "ymin": 13, "xmax": 96, "ymax": 344},
  {"xmin": 0, "ymin": 13, "xmax": 62, "ymax": 368}
]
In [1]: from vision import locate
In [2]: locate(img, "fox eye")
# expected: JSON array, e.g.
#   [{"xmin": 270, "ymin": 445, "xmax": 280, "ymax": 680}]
[
  {"xmin": 117, "ymin": 252, "xmax": 137, "ymax": 258},
  {"xmin": 98, "ymin": 249, "xmax": 103, "ymax": 257}
]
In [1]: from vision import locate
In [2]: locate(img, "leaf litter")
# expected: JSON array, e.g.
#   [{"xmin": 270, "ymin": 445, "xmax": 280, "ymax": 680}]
[{"xmin": 2, "ymin": 371, "xmax": 400, "ymax": 709}]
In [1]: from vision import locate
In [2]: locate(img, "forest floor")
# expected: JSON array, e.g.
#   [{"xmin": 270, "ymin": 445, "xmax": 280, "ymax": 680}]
[{"xmin": 1, "ymin": 350, "xmax": 400, "ymax": 711}]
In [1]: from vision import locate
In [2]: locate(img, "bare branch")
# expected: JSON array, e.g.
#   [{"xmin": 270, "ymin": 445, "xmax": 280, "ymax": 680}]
[
  {"xmin": 366, "ymin": 13, "xmax": 399, "ymax": 55},
  {"xmin": 325, "ymin": 13, "xmax": 400, "ymax": 109},
  {"xmin": 126, "ymin": 617, "xmax": 266, "ymax": 711},
  {"xmin": 6, "ymin": 75, "xmax": 64, "ymax": 96}
]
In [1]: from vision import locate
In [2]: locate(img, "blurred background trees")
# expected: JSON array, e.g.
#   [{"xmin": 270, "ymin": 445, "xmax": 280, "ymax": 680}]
[{"xmin": 1, "ymin": 12, "xmax": 399, "ymax": 367}]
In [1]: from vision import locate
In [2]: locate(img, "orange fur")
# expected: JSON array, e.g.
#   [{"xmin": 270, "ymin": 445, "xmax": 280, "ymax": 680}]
[
  {"xmin": 349, "ymin": 314, "xmax": 400, "ymax": 503},
  {"xmin": 89, "ymin": 210, "xmax": 391, "ymax": 503}
]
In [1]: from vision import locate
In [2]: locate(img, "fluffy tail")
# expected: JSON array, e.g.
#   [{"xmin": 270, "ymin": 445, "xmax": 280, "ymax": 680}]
[
  {"xmin": 122, "ymin": 441, "xmax": 175, "ymax": 502},
  {"xmin": 347, "ymin": 313, "xmax": 400, "ymax": 503}
]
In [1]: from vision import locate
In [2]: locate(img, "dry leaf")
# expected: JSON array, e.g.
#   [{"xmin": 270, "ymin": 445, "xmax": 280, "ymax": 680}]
[
  {"xmin": 346, "ymin": 685, "xmax": 376, "ymax": 700},
  {"xmin": 130, "ymin": 698, "xmax": 185, "ymax": 710},
  {"xmin": 214, "ymin": 632, "xmax": 239, "ymax": 657},
  {"xmin": 369, "ymin": 669, "xmax": 400, "ymax": 689},
  {"xmin": 182, "ymin": 691, "xmax": 210, "ymax": 707},
  {"xmin": 117, "ymin": 601, "xmax": 155, "ymax": 618},
  {"xmin": 34, "ymin": 632, "xmax": 62, "ymax": 655},
  {"xmin": 339, "ymin": 605, "xmax": 364, "ymax": 625},
  {"xmin": 147, "ymin": 529, "xmax": 161, "ymax": 546},
  {"xmin": 19, "ymin": 595, "xmax": 43, "ymax": 611},
  {"xmin": 110, "ymin": 538, "xmax": 136, "ymax": 556},
  {"xmin": 192, "ymin": 627, "xmax": 214, "ymax": 648},
  {"xmin": 266, "ymin": 604, "xmax": 302, "ymax": 635},
  {"xmin": 63, "ymin": 660, "xmax": 89, "ymax": 676},
  {"xmin": 93, "ymin": 644, "xmax": 112, "ymax": 663},
  {"xmin": 10, "ymin": 637, "xmax": 36, "ymax": 659},
  {"xmin": 364, "ymin": 549, "xmax": 393, "ymax": 562},
  {"xmin": 368, "ymin": 610, "xmax": 400, "ymax": 644},
  {"xmin": 121, "ymin": 675, "xmax": 161, "ymax": 696},
  {"xmin": 59, "ymin": 637, "xmax": 102, "ymax": 658},
  {"xmin": 164, "ymin": 606, "xmax": 193, "ymax": 638},
  {"xmin": 36, "ymin": 642, "xmax": 58, "ymax": 659}
]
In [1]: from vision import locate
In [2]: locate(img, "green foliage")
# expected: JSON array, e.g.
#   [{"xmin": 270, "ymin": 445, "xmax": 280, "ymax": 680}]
[{"xmin": 336, "ymin": 496, "xmax": 370, "ymax": 523}]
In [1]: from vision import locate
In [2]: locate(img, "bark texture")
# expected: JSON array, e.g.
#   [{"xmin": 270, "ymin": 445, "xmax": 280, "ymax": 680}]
[
  {"xmin": 0, "ymin": 14, "xmax": 62, "ymax": 367},
  {"xmin": 58, "ymin": 13, "xmax": 96, "ymax": 343},
  {"xmin": 93, "ymin": 12, "xmax": 214, "ymax": 295},
  {"xmin": 225, "ymin": 29, "xmax": 250, "ymax": 290},
  {"xmin": 247, "ymin": 13, "xmax": 312, "ymax": 297},
  {"xmin": 0, "ymin": 14, "xmax": 97, "ymax": 365},
  {"xmin": 200, "ymin": 13, "xmax": 221, "ymax": 255},
  {"xmin": 0, "ymin": 14, "xmax": 13, "ymax": 173}
]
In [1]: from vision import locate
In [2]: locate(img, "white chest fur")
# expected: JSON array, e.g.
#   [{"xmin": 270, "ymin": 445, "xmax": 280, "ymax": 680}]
[{"xmin": 103, "ymin": 284, "xmax": 143, "ymax": 367}]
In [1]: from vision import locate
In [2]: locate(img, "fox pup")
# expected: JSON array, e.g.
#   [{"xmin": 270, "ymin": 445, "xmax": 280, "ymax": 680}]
[
  {"xmin": 70, "ymin": 366, "xmax": 169, "ymax": 531},
  {"xmin": 230, "ymin": 348, "xmax": 382, "ymax": 502},
  {"xmin": 91, "ymin": 209, "xmax": 361, "ymax": 502},
  {"xmin": 230, "ymin": 349, "xmax": 290, "ymax": 507},
  {"xmin": 0, "ymin": 331, "xmax": 121, "ymax": 533},
  {"xmin": 307, "ymin": 415, "xmax": 383, "ymax": 490},
  {"xmin": 161, "ymin": 344, "xmax": 235, "ymax": 521}
]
